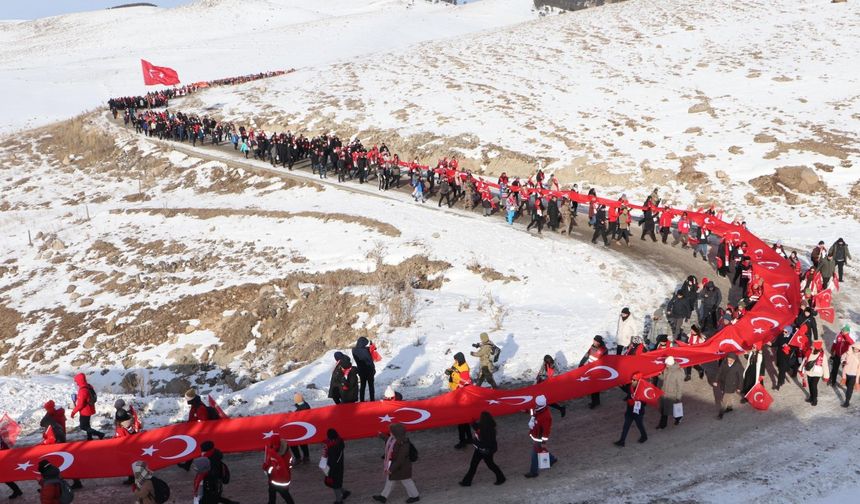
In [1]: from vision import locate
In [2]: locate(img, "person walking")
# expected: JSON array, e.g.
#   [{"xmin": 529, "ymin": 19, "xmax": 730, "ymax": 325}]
[
  {"xmin": 802, "ymin": 340, "xmax": 830, "ymax": 406},
  {"xmin": 614, "ymin": 372, "xmax": 648, "ymax": 447},
  {"xmin": 840, "ymin": 342, "xmax": 860, "ymax": 407},
  {"xmin": 324, "ymin": 429, "xmax": 351, "ymax": 504},
  {"xmin": 37, "ymin": 461, "xmax": 65, "ymax": 504},
  {"xmin": 131, "ymin": 461, "xmax": 160, "ymax": 504},
  {"xmin": 289, "ymin": 393, "xmax": 311, "ymax": 463},
  {"xmin": 471, "ymin": 333, "xmax": 499, "ymax": 389},
  {"xmin": 447, "ymin": 352, "xmax": 474, "ymax": 449},
  {"xmin": 459, "ymin": 412, "xmax": 505, "ymax": 487},
  {"xmin": 580, "ymin": 336, "xmax": 608, "ymax": 409},
  {"xmin": 524, "ymin": 395, "xmax": 556, "ymax": 478},
  {"xmin": 70, "ymin": 373, "xmax": 105, "ymax": 441},
  {"xmin": 828, "ymin": 238, "xmax": 851, "ymax": 282},
  {"xmin": 773, "ymin": 326, "xmax": 794, "ymax": 391},
  {"xmin": 816, "ymin": 251, "xmax": 837, "ymax": 290},
  {"xmin": 339, "ymin": 357, "xmax": 360, "ymax": 404},
  {"xmin": 615, "ymin": 307, "xmax": 636, "ymax": 355},
  {"xmin": 352, "ymin": 337, "xmax": 377, "ymax": 402},
  {"xmin": 667, "ymin": 291, "xmax": 692, "ymax": 340},
  {"xmin": 714, "ymin": 353, "xmax": 744, "ymax": 419},
  {"xmin": 591, "ymin": 205, "xmax": 610, "ymax": 246},
  {"xmin": 536, "ymin": 355, "xmax": 566, "ymax": 417},
  {"xmin": 372, "ymin": 423, "xmax": 420, "ymax": 503},
  {"xmin": 740, "ymin": 343, "xmax": 766, "ymax": 402},
  {"xmin": 657, "ymin": 357, "xmax": 684, "ymax": 428},
  {"xmin": 328, "ymin": 352, "xmax": 346, "ymax": 405},
  {"xmin": 263, "ymin": 435, "xmax": 295, "ymax": 504},
  {"xmin": 829, "ymin": 325, "xmax": 854, "ymax": 386}
]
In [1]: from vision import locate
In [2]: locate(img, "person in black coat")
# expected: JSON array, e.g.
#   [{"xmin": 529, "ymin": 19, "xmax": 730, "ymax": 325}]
[
  {"xmin": 591, "ymin": 205, "xmax": 609, "ymax": 246},
  {"xmin": 794, "ymin": 306, "xmax": 819, "ymax": 342},
  {"xmin": 667, "ymin": 291, "xmax": 692, "ymax": 339},
  {"xmin": 772, "ymin": 326, "xmax": 794, "ymax": 390},
  {"xmin": 352, "ymin": 337, "xmax": 376, "ymax": 402},
  {"xmin": 339, "ymin": 357, "xmax": 360, "ymax": 404},
  {"xmin": 325, "ymin": 429, "xmax": 351, "ymax": 503},
  {"xmin": 614, "ymin": 373, "xmax": 647, "ymax": 447},
  {"xmin": 698, "ymin": 281, "xmax": 722, "ymax": 334},
  {"xmin": 714, "ymin": 353, "xmax": 744, "ymax": 419},
  {"xmin": 328, "ymin": 352, "xmax": 346, "ymax": 404},
  {"xmin": 640, "ymin": 202, "xmax": 657, "ymax": 242},
  {"xmin": 459, "ymin": 411, "xmax": 506, "ymax": 486},
  {"xmin": 201, "ymin": 441, "xmax": 238, "ymax": 504}
]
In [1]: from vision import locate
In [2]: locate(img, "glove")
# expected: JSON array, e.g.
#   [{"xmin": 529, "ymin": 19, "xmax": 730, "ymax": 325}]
[{"xmin": 71, "ymin": 411, "xmax": 76, "ymax": 418}]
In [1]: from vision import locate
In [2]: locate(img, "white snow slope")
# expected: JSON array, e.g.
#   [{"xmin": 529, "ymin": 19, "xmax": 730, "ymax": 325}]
[{"xmin": 0, "ymin": 0, "xmax": 538, "ymax": 133}]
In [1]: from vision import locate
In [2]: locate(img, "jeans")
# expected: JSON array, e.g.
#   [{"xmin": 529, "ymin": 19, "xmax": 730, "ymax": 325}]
[
  {"xmin": 695, "ymin": 243, "xmax": 708, "ymax": 259},
  {"xmin": 507, "ymin": 209, "xmax": 515, "ymax": 224},
  {"xmin": 381, "ymin": 478, "xmax": 419, "ymax": 499},
  {"xmin": 359, "ymin": 371, "xmax": 375, "ymax": 402},
  {"xmin": 79, "ymin": 415, "xmax": 104, "ymax": 440},
  {"xmin": 290, "ymin": 444, "xmax": 309, "ymax": 461},
  {"xmin": 836, "ymin": 260, "xmax": 845, "ymax": 282},
  {"xmin": 619, "ymin": 409, "xmax": 646, "ymax": 443},
  {"xmin": 808, "ymin": 376, "xmax": 820, "ymax": 405},
  {"xmin": 528, "ymin": 442, "xmax": 556, "ymax": 475},
  {"xmin": 462, "ymin": 449, "xmax": 505, "ymax": 484}
]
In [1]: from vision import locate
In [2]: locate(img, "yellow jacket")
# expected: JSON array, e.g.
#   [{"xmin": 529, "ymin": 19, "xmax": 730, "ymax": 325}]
[{"xmin": 448, "ymin": 362, "xmax": 472, "ymax": 391}]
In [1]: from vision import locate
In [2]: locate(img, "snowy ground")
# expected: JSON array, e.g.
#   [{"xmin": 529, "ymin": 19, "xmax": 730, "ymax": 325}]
[{"xmin": 0, "ymin": 0, "xmax": 540, "ymax": 133}]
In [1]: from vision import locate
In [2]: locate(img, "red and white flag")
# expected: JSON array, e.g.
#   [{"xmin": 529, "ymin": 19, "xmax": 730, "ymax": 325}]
[
  {"xmin": 832, "ymin": 274, "xmax": 839, "ymax": 292},
  {"xmin": 208, "ymin": 395, "xmax": 230, "ymax": 419},
  {"xmin": 0, "ymin": 414, "xmax": 21, "ymax": 447},
  {"xmin": 141, "ymin": 59, "xmax": 180, "ymax": 86},
  {"xmin": 818, "ymin": 307, "xmax": 835, "ymax": 324},
  {"xmin": 744, "ymin": 383, "xmax": 773, "ymax": 411},
  {"xmin": 632, "ymin": 379, "xmax": 664, "ymax": 407},
  {"xmin": 789, "ymin": 325, "xmax": 809, "ymax": 350},
  {"xmin": 814, "ymin": 289, "xmax": 832, "ymax": 309}
]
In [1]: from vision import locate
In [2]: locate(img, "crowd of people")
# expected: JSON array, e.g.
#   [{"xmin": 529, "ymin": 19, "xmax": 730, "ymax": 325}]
[
  {"xmin": 3, "ymin": 90, "xmax": 853, "ymax": 502},
  {"xmin": 107, "ymin": 70, "xmax": 290, "ymax": 114}
]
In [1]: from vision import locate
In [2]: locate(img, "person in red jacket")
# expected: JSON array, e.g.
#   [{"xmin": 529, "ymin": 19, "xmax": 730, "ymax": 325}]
[
  {"xmin": 38, "ymin": 461, "xmax": 63, "ymax": 504},
  {"xmin": 677, "ymin": 213, "xmax": 691, "ymax": 248},
  {"xmin": 524, "ymin": 395, "xmax": 556, "ymax": 478},
  {"xmin": 70, "ymin": 373, "xmax": 104, "ymax": 441},
  {"xmin": 580, "ymin": 335, "xmax": 608, "ymax": 409},
  {"xmin": 658, "ymin": 206, "xmax": 673, "ymax": 244},
  {"xmin": 263, "ymin": 435, "xmax": 295, "ymax": 504},
  {"xmin": 184, "ymin": 389, "xmax": 213, "ymax": 422},
  {"xmin": 830, "ymin": 325, "xmax": 854, "ymax": 385}
]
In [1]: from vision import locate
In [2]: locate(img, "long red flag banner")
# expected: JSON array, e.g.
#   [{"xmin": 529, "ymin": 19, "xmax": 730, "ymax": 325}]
[
  {"xmin": 141, "ymin": 59, "xmax": 180, "ymax": 86},
  {"xmin": 0, "ymin": 173, "xmax": 799, "ymax": 480}
]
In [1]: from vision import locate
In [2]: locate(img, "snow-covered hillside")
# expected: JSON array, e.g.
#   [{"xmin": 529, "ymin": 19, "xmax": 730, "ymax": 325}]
[
  {"xmin": 0, "ymin": 0, "xmax": 539, "ymax": 133},
  {"xmin": 176, "ymin": 0, "xmax": 860, "ymax": 244}
]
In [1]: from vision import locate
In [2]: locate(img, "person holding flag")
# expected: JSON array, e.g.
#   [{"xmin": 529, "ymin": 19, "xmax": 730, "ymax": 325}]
[
  {"xmin": 773, "ymin": 326, "xmax": 795, "ymax": 391},
  {"xmin": 740, "ymin": 343, "xmax": 766, "ymax": 403},
  {"xmin": 801, "ymin": 340, "xmax": 830, "ymax": 407},
  {"xmin": 614, "ymin": 372, "xmax": 656, "ymax": 447},
  {"xmin": 0, "ymin": 415, "xmax": 23, "ymax": 499},
  {"xmin": 829, "ymin": 325, "xmax": 854, "ymax": 386}
]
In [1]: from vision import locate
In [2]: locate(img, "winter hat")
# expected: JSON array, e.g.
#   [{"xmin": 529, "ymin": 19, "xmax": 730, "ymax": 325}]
[
  {"xmin": 184, "ymin": 389, "xmax": 198, "ymax": 401},
  {"xmin": 114, "ymin": 399, "xmax": 126, "ymax": 410},
  {"xmin": 535, "ymin": 395, "xmax": 547, "ymax": 408},
  {"xmin": 784, "ymin": 325, "xmax": 793, "ymax": 333},
  {"xmin": 480, "ymin": 332, "xmax": 489, "ymax": 343},
  {"xmin": 702, "ymin": 277, "xmax": 709, "ymax": 286},
  {"xmin": 201, "ymin": 440, "xmax": 215, "ymax": 452},
  {"xmin": 813, "ymin": 340, "xmax": 823, "ymax": 350},
  {"xmin": 334, "ymin": 351, "xmax": 345, "ymax": 362},
  {"xmin": 44, "ymin": 400, "xmax": 56, "ymax": 412},
  {"xmin": 842, "ymin": 325, "xmax": 851, "ymax": 333},
  {"xmin": 664, "ymin": 356, "xmax": 676, "ymax": 366},
  {"xmin": 384, "ymin": 386, "xmax": 396, "ymax": 399},
  {"xmin": 293, "ymin": 393, "xmax": 304, "ymax": 404},
  {"xmin": 621, "ymin": 307, "xmax": 631, "ymax": 315}
]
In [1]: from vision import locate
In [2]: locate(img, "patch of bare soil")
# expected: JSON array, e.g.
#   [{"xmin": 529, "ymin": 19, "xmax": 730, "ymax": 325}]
[
  {"xmin": 756, "ymin": 128, "xmax": 857, "ymax": 161},
  {"xmin": 199, "ymin": 164, "xmax": 322, "ymax": 194},
  {"xmin": 467, "ymin": 262, "xmax": 520, "ymax": 284},
  {"xmin": 749, "ymin": 166, "xmax": 823, "ymax": 205},
  {"xmin": 115, "ymin": 207, "xmax": 402, "ymax": 237}
]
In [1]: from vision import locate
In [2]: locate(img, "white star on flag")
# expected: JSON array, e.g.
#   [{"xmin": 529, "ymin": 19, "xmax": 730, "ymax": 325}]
[
  {"xmin": 774, "ymin": 303, "xmax": 785, "ymax": 308},
  {"xmin": 378, "ymin": 414, "xmax": 394, "ymax": 423},
  {"xmin": 753, "ymin": 328, "xmax": 764, "ymax": 334},
  {"xmin": 141, "ymin": 445, "xmax": 158, "ymax": 456},
  {"xmin": 262, "ymin": 430, "xmax": 277, "ymax": 439},
  {"xmin": 653, "ymin": 360, "xmax": 664, "ymax": 365},
  {"xmin": 15, "ymin": 461, "xmax": 33, "ymax": 471},
  {"xmin": 486, "ymin": 400, "xmax": 500, "ymax": 405},
  {"xmin": 577, "ymin": 376, "xmax": 590, "ymax": 382}
]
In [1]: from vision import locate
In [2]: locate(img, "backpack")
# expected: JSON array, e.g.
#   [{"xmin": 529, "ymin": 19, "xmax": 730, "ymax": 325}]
[
  {"xmin": 408, "ymin": 441, "xmax": 418, "ymax": 462},
  {"xmin": 490, "ymin": 344, "xmax": 501, "ymax": 364},
  {"xmin": 221, "ymin": 462, "xmax": 231, "ymax": 484},
  {"xmin": 205, "ymin": 405, "xmax": 220, "ymax": 420},
  {"xmin": 86, "ymin": 385, "xmax": 97, "ymax": 406},
  {"xmin": 59, "ymin": 479, "xmax": 74, "ymax": 503},
  {"xmin": 151, "ymin": 476, "xmax": 170, "ymax": 504}
]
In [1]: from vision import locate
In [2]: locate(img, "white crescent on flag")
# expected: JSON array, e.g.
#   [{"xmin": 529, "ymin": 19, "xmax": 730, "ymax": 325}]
[
  {"xmin": 393, "ymin": 407, "xmax": 432, "ymax": 425},
  {"xmin": 41, "ymin": 451, "xmax": 74, "ymax": 472},
  {"xmin": 718, "ymin": 339, "xmax": 746, "ymax": 353},
  {"xmin": 492, "ymin": 395, "xmax": 533, "ymax": 406},
  {"xmin": 279, "ymin": 421, "xmax": 317, "ymax": 442},
  {"xmin": 577, "ymin": 365, "xmax": 620, "ymax": 381},
  {"xmin": 157, "ymin": 435, "xmax": 197, "ymax": 460}
]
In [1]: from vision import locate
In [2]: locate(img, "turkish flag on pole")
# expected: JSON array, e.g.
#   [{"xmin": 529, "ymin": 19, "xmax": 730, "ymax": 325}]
[
  {"xmin": 141, "ymin": 59, "xmax": 180, "ymax": 86},
  {"xmin": 632, "ymin": 380, "xmax": 664, "ymax": 407},
  {"xmin": 789, "ymin": 325, "xmax": 809, "ymax": 350},
  {"xmin": 817, "ymin": 307, "xmax": 835, "ymax": 324},
  {"xmin": 744, "ymin": 383, "xmax": 773, "ymax": 411},
  {"xmin": 0, "ymin": 414, "xmax": 21, "ymax": 447},
  {"xmin": 814, "ymin": 289, "xmax": 832, "ymax": 309},
  {"xmin": 832, "ymin": 274, "xmax": 839, "ymax": 292},
  {"xmin": 208, "ymin": 395, "xmax": 230, "ymax": 419}
]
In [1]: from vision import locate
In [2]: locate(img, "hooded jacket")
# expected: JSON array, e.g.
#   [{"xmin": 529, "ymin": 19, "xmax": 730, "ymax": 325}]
[
  {"xmin": 262, "ymin": 438, "xmax": 292, "ymax": 487},
  {"xmin": 699, "ymin": 282, "xmax": 722, "ymax": 311},
  {"xmin": 351, "ymin": 337, "xmax": 375, "ymax": 375},
  {"xmin": 38, "ymin": 463, "xmax": 62, "ymax": 504},
  {"xmin": 385, "ymin": 423, "xmax": 413, "ymax": 481},
  {"xmin": 842, "ymin": 343, "xmax": 860, "ymax": 378},
  {"xmin": 616, "ymin": 315, "xmax": 636, "ymax": 347},
  {"xmin": 71, "ymin": 373, "xmax": 96, "ymax": 417},
  {"xmin": 470, "ymin": 333, "xmax": 496, "ymax": 369}
]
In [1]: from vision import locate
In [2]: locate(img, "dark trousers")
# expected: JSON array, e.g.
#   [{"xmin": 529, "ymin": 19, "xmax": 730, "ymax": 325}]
[
  {"xmin": 475, "ymin": 366, "xmax": 497, "ymax": 388},
  {"xmin": 777, "ymin": 353, "xmax": 791, "ymax": 388},
  {"xmin": 290, "ymin": 444, "xmax": 310, "ymax": 461},
  {"xmin": 808, "ymin": 376, "xmax": 821, "ymax": 404},
  {"xmin": 616, "ymin": 345, "xmax": 624, "ymax": 356},
  {"xmin": 462, "ymin": 449, "xmax": 505, "ymax": 484},
  {"xmin": 268, "ymin": 483, "xmax": 295, "ymax": 504},
  {"xmin": 836, "ymin": 260, "xmax": 845, "ymax": 281},
  {"xmin": 359, "ymin": 372, "xmax": 375, "ymax": 402},
  {"xmin": 438, "ymin": 192, "xmax": 453, "ymax": 208},
  {"xmin": 830, "ymin": 356, "xmax": 842, "ymax": 384},
  {"xmin": 591, "ymin": 227, "xmax": 609, "ymax": 245},
  {"xmin": 660, "ymin": 227, "xmax": 670, "ymax": 243},
  {"xmin": 79, "ymin": 415, "xmax": 104, "ymax": 440},
  {"xmin": 846, "ymin": 375, "xmax": 857, "ymax": 405},
  {"xmin": 458, "ymin": 424, "xmax": 473, "ymax": 444},
  {"xmin": 4, "ymin": 482, "xmax": 21, "ymax": 494},
  {"xmin": 619, "ymin": 410, "xmax": 646, "ymax": 443},
  {"xmin": 641, "ymin": 226, "xmax": 657, "ymax": 242},
  {"xmin": 589, "ymin": 392, "xmax": 600, "ymax": 407}
]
